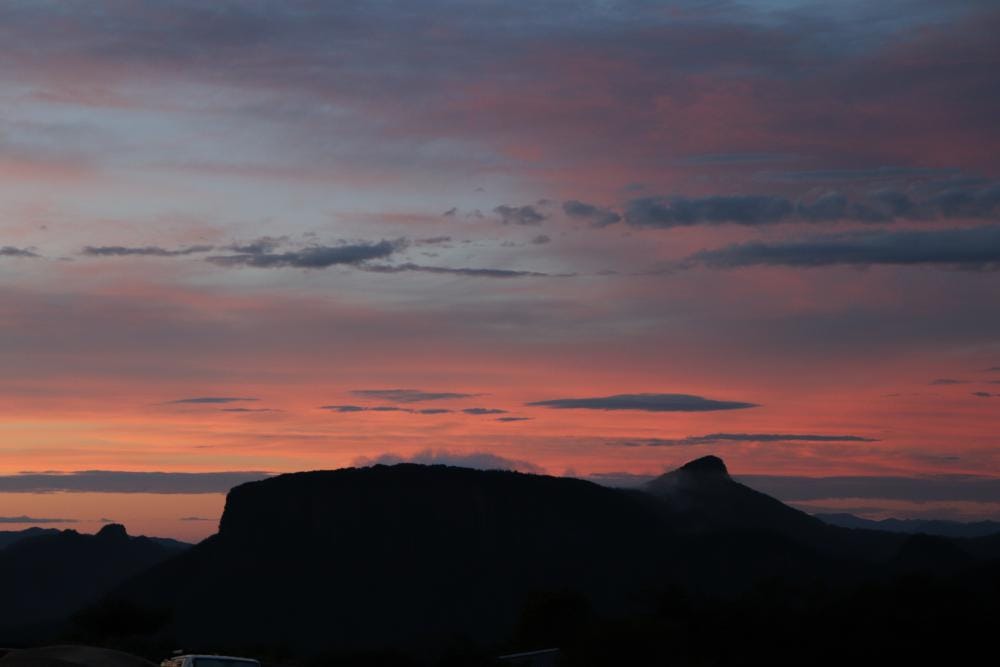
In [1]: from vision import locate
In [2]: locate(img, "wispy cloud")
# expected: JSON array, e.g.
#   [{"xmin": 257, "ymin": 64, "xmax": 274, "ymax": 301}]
[{"xmin": 0, "ymin": 515, "xmax": 77, "ymax": 523}]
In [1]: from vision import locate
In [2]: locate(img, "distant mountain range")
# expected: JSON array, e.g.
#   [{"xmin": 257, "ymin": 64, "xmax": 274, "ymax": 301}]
[
  {"xmin": 3, "ymin": 456, "xmax": 1000, "ymax": 665},
  {"xmin": 0, "ymin": 524, "xmax": 188, "ymax": 639},
  {"xmin": 0, "ymin": 527, "xmax": 60, "ymax": 551},
  {"xmin": 815, "ymin": 512, "xmax": 1000, "ymax": 538}
]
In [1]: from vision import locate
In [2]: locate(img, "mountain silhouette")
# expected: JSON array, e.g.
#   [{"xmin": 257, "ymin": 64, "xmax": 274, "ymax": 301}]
[
  {"xmin": 0, "ymin": 527, "xmax": 61, "ymax": 551},
  {"xmin": 644, "ymin": 455, "xmax": 828, "ymax": 536},
  {"xmin": 0, "ymin": 524, "xmax": 186, "ymax": 638},
  {"xmin": 57, "ymin": 458, "xmax": 1000, "ymax": 662}
]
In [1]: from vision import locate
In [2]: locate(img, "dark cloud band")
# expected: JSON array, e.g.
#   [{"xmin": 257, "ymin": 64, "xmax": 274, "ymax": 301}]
[
  {"xmin": 687, "ymin": 225, "xmax": 1000, "ymax": 269},
  {"xmin": 83, "ymin": 245, "xmax": 214, "ymax": 257},
  {"xmin": 610, "ymin": 433, "xmax": 879, "ymax": 447},
  {"xmin": 351, "ymin": 388, "xmax": 480, "ymax": 403},
  {"xmin": 0, "ymin": 471, "xmax": 269, "ymax": 494}
]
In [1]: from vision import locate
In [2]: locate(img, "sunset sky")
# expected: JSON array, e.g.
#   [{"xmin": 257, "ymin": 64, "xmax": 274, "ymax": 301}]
[{"xmin": 1, "ymin": 0, "xmax": 998, "ymax": 540}]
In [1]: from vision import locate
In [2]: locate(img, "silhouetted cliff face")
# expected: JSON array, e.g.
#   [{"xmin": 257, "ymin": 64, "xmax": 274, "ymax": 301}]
[
  {"xmin": 113, "ymin": 465, "xmax": 675, "ymax": 650},
  {"xmin": 0, "ymin": 524, "xmax": 184, "ymax": 633}
]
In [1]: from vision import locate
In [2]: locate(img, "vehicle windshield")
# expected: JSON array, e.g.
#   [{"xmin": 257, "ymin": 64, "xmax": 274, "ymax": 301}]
[{"xmin": 193, "ymin": 660, "xmax": 258, "ymax": 667}]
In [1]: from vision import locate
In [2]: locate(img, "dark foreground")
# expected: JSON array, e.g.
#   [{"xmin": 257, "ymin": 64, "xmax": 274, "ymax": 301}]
[{"xmin": 2, "ymin": 458, "xmax": 999, "ymax": 666}]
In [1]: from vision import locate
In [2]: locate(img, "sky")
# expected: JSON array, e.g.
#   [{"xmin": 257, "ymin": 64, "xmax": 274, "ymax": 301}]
[{"xmin": 1, "ymin": 0, "xmax": 998, "ymax": 541}]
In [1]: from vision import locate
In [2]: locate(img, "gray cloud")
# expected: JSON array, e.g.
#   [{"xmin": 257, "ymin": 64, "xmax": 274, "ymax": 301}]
[
  {"xmin": 609, "ymin": 433, "xmax": 878, "ymax": 447},
  {"xmin": 219, "ymin": 407, "xmax": 281, "ymax": 413},
  {"xmin": 494, "ymin": 204, "xmax": 547, "ymax": 226},
  {"xmin": 415, "ymin": 236, "xmax": 452, "ymax": 245},
  {"xmin": 179, "ymin": 516, "xmax": 215, "ymax": 522},
  {"xmin": 82, "ymin": 245, "xmax": 214, "ymax": 257},
  {"xmin": 531, "ymin": 234, "xmax": 551, "ymax": 245},
  {"xmin": 353, "ymin": 449, "xmax": 544, "ymax": 474},
  {"xmin": 0, "ymin": 471, "xmax": 269, "ymax": 493},
  {"xmin": 224, "ymin": 236, "xmax": 287, "ymax": 254},
  {"xmin": 972, "ymin": 391, "xmax": 997, "ymax": 398},
  {"xmin": 352, "ymin": 388, "xmax": 480, "ymax": 403},
  {"xmin": 527, "ymin": 393, "xmax": 757, "ymax": 412},
  {"xmin": 626, "ymin": 195, "xmax": 794, "ymax": 228},
  {"xmin": 797, "ymin": 192, "xmax": 848, "ymax": 222},
  {"xmin": 167, "ymin": 397, "xmax": 258, "ymax": 404},
  {"xmin": 626, "ymin": 183, "xmax": 1000, "ymax": 230},
  {"xmin": 1, "ymin": 246, "xmax": 40, "ymax": 258},
  {"xmin": 497, "ymin": 416, "xmax": 531, "ymax": 422},
  {"xmin": 0, "ymin": 515, "xmax": 77, "ymax": 524},
  {"xmin": 562, "ymin": 200, "xmax": 622, "ymax": 227},
  {"xmin": 207, "ymin": 240, "xmax": 404, "ymax": 268},
  {"xmin": 462, "ymin": 407, "xmax": 508, "ymax": 415},
  {"xmin": 687, "ymin": 225, "xmax": 1000, "ymax": 269},
  {"xmin": 930, "ymin": 378, "xmax": 968, "ymax": 385}
]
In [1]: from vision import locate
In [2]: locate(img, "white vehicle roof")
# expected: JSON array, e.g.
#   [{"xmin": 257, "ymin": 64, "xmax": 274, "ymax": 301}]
[{"xmin": 166, "ymin": 656, "xmax": 259, "ymax": 665}]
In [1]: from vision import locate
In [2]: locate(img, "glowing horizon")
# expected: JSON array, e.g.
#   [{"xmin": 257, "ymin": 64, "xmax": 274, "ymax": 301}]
[{"xmin": 1, "ymin": 1, "xmax": 998, "ymax": 539}]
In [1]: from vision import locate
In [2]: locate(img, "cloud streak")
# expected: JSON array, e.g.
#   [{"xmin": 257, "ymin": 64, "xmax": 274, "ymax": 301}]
[
  {"xmin": 527, "ymin": 393, "xmax": 758, "ymax": 412},
  {"xmin": 351, "ymin": 388, "xmax": 480, "ymax": 403},
  {"xmin": 1, "ymin": 246, "xmax": 40, "ymax": 258},
  {"xmin": 363, "ymin": 263, "xmax": 560, "ymax": 278},
  {"xmin": 167, "ymin": 397, "xmax": 258, "ymax": 404}
]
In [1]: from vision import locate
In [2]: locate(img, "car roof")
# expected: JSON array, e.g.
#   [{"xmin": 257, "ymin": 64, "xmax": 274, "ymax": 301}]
[{"xmin": 175, "ymin": 657, "xmax": 258, "ymax": 663}]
